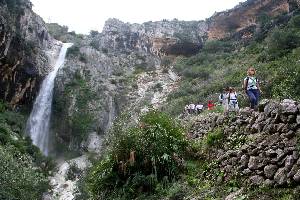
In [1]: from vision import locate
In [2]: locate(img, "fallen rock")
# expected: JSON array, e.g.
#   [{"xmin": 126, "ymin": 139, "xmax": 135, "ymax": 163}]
[
  {"xmin": 264, "ymin": 165, "xmax": 278, "ymax": 179},
  {"xmin": 225, "ymin": 188, "xmax": 244, "ymax": 200},
  {"xmin": 274, "ymin": 168, "xmax": 287, "ymax": 185},
  {"xmin": 240, "ymin": 155, "xmax": 249, "ymax": 168},
  {"xmin": 263, "ymin": 179, "xmax": 274, "ymax": 187},
  {"xmin": 288, "ymin": 165, "xmax": 299, "ymax": 178},
  {"xmin": 293, "ymin": 170, "xmax": 300, "ymax": 182},
  {"xmin": 280, "ymin": 99, "xmax": 298, "ymax": 115},
  {"xmin": 248, "ymin": 156, "xmax": 260, "ymax": 170},
  {"xmin": 297, "ymin": 115, "xmax": 300, "ymax": 125},
  {"xmin": 250, "ymin": 175, "xmax": 264, "ymax": 185},
  {"xmin": 285, "ymin": 155, "xmax": 295, "ymax": 171}
]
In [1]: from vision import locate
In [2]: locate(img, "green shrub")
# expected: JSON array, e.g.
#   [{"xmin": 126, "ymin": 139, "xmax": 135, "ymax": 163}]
[
  {"xmin": 67, "ymin": 163, "xmax": 82, "ymax": 181},
  {"xmin": 67, "ymin": 45, "xmax": 81, "ymax": 58},
  {"xmin": 79, "ymin": 54, "xmax": 88, "ymax": 63},
  {"xmin": 89, "ymin": 40, "xmax": 100, "ymax": 51},
  {"xmin": 87, "ymin": 111, "xmax": 188, "ymax": 199},
  {"xmin": 153, "ymin": 83, "xmax": 163, "ymax": 92},
  {"xmin": 161, "ymin": 56, "xmax": 173, "ymax": 67},
  {"xmin": 0, "ymin": 145, "xmax": 48, "ymax": 200},
  {"xmin": 64, "ymin": 74, "xmax": 95, "ymax": 145},
  {"xmin": 266, "ymin": 28, "xmax": 300, "ymax": 59},
  {"xmin": 90, "ymin": 30, "xmax": 99, "ymax": 37},
  {"xmin": 205, "ymin": 128, "xmax": 223, "ymax": 147},
  {"xmin": 203, "ymin": 40, "xmax": 234, "ymax": 53},
  {"xmin": 0, "ymin": 100, "xmax": 6, "ymax": 113}
]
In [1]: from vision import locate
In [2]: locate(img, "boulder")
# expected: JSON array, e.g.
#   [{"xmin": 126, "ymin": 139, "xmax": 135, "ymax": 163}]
[
  {"xmin": 293, "ymin": 170, "xmax": 300, "ymax": 182},
  {"xmin": 242, "ymin": 168, "xmax": 252, "ymax": 175},
  {"xmin": 288, "ymin": 115, "xmax": 296, "ymax": 123},
  {"xmin": 288, "ymin": 165, "xmax": 299, "ymax": 178},
  {"xmin": 264, "ymin": 165, "xmax": 278, "ymax": 179},
  {"xmin": 285, "ymin": 155, "xmax": 295, "ymax": 170},
  {"xmin": 249, "ymin": 175, "xmax": 264, "ymax": 185},
  {"xmin": 264, "ymin": 101, "xmax": 280, "ymax": 117},
  {"xmin": 280, "ymin": 99, "xmax": 298, "ymax": 115},
  {"xmin": 263, "ymin": 179, "xmax": 275, "ymax": 187},
  {"xmin": 283, "ymin": 130, "xmax": 295, "ymax": 139},
  {"xmin": 297, "ymin": 115, "xmax": 300, "ymax": 125},
  {"xmin": 276, "ymin": 149, "xmax": 286, "ymax": 161},
  {"xmin": 274, "ymin": 168, "xmax": 287, "ymax": 185},
  {"xmin": 240, "ymin": 155, "xmax": 249, "ymax": 168},
  {"xmin": 258, "ymin": 99, "xmax": 269, "ymax": 112},
  {"xmin": 293, "ymin": 151, "xmax": 299, "ymax": 160},
  {"xmin": 248, "ymin": 156, "xmax": 260, "ymax": 170}
]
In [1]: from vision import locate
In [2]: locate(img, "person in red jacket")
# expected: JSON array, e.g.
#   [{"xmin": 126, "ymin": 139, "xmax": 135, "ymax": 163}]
[{"xmin": 207, "ymin": 100, "xmax": 214, "ymax": 110}]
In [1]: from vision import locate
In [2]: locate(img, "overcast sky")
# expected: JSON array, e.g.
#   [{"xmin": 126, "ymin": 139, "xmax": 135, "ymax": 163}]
[{"xmin": 30, "ymin": 0, "xmax": 246, "ymax": 34}]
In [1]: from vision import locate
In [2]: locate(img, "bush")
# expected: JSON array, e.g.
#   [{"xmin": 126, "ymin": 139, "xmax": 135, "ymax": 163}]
[
  {"xmin": 161, "ymin": 56, "xmax": 173, "ymax": 67},
  {"xmin": 67, "ymin": 45, "xmax": 81, "ymax": 58},
  {"xmin": 87, "ymin": 111, "xmax": 188, "ymax": 199},
  {"xmin": 205, "ymin": 128, "xmax": 223, "ymax": 147},
  {"xmin": 90, "ymin": 30, "xmax": 99, "ymax": 37},
  {"xmin": 89, "ymin": 40, "xmax": 100, "ymax": 51},
  {"xmin": 266, "ymin": 28, "xmax": 300, "ymax": 59},
  {"xmin": 203, "ymin": 40, "xmax": 234, "ymax": 53},
  {"xmin": 0, "ymin": 145, "xmax": 48, "ymax": 200}
]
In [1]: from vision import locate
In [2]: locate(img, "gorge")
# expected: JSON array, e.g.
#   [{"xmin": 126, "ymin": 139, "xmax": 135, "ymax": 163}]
[{"xmin": 1, "ymin": 0, "xmax": 300, "ymax": 199}]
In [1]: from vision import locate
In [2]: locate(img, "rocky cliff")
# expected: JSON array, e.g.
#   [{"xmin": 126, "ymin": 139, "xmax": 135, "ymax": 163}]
[
  {"xmin": 51, "ymin": 0, "xmax": 300, "ymax": 153},
  {"xmin": 207, "ymin": 0, "xmax": 298, "ymax": 40},
  {"xmin": 0, "ymin": 0, "xmax": 59, "ymax": 108},
  {"xmin": 52, "ymin": 18, "xmax": 197, "ymax": 151}
]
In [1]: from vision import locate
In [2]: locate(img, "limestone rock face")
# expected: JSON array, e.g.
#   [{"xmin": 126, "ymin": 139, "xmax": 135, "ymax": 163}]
[
  {"xmin": 207, "ymin": 0, "xmax": 291, "ymax": 40},
  {"xmin": 0, "ymin": 0, "xmax": 58, "ymax": 107},
  {"xmin": 94, "ymin": 18, "xmax": 208, "ymax": 57}
]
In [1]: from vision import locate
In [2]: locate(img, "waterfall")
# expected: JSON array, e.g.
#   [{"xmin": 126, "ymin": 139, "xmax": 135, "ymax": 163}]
[{"xmin": 26, "ymin": 43, "xmax": 72, "ymax": 156}]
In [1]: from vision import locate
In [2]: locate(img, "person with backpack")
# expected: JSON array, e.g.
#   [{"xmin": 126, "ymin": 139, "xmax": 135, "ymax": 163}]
[
  {"xmin": 243, "ymin": 67, "xmax": 262, "ymax": 110},
  {"xmin": 195, "ymin": 103, "xmax": 204, "ymax": 114},
  {"xmin": 219, "ymin": 87, "xmax": 229, "ymax": 109},
  {"xmin": 226, "ymin": 87, "xmax": 239, "ymax": 113}
]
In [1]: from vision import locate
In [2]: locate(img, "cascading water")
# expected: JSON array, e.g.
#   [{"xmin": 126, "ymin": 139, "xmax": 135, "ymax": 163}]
[{"xmin": 26, "ymin": 43, "xmax": 72, "ymax": 156}]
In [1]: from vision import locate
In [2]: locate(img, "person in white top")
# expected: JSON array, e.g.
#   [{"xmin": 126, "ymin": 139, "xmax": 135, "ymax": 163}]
[
  {"xmin": 225, "ymin": 87, "xmax": 239, "ymax": 113},
  {"xmin": 243, "ymin": 67, "xmax": 262, "ymax": 110},
  {"xmin": 184, "ymin": 104, "xmax": 190, "ymax": 114},
  {"xmin": 195, "ymin": 104, "xmax": 204, "ymax": 114},
  {"xmin": 219, "ymin": 87, "xmax": 229, "ymax": 110},
  {"xmin": 189, "ymin": 103, "xmax": 195, "ymax": 114}
]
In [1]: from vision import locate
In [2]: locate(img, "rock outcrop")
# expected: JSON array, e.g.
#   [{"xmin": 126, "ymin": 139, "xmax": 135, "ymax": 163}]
[
  {"xmin": 188, "ymin": 99, "xmax": 300, "ymax": 186},
  {"xmin": 52, "ymin": 18, "xmax": 205, "ymax": 152},
  {"xmin": 89, "ymin": 18, "xmax": 208, "ymax": 57},
  {"xmin": 0, "ymin": 0, "xmax": 58, "ymax": 107},
  {"xmin": 207, "ymin": 0, "xmax": 294, "ymax": 40}
]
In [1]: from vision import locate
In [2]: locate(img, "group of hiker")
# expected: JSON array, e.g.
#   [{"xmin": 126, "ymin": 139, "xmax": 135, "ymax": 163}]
[
  {"xmin": 184, "ymin": 103, "xmax": 204, "ymax": 114},
  {"xmin": 184, "ymin": 67, "xmax": 262, "ymax": 115}
]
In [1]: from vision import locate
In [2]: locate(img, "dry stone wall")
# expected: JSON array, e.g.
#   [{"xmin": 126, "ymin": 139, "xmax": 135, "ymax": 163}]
[{"xmin": 189, "ymin": 99, "xmax": 300, "ymax": 187}]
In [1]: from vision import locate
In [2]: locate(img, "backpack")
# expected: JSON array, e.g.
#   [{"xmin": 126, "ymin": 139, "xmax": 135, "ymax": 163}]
[
  {"xmin": 219, "ymin": 93, "xmax": 224, "ymax": 103},
  {"xmin": 227, "ymin": 92, "xmax": 237, "ymax": 104},
  {"xmin": 244, "ymin": 77, "xmax": 258, "ymax": 90}
]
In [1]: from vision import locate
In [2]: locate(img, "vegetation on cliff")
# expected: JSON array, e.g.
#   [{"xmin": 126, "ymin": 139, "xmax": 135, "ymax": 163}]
[
  {"xmin": 164, "ymin": 12, "xmax": 300, "ymax": 116},
  {"xmin": 0, "ymin": 101, "xmax": 52, "ymax": 199},
  {"xmin": 86, "ymin": 111, "xmax": 188, "ymax": 199}
]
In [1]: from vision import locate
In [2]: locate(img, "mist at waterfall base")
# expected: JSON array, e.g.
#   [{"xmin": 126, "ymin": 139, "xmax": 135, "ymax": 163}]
[{"xmin": 26, "ymin": 43, "xmax": 73, "ymax": 156}]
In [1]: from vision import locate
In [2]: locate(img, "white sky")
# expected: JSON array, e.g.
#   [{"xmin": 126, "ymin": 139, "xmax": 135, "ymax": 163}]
[{"xmin": 30, "ymin": 0, "xmax": 246, "ymax": 34}]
